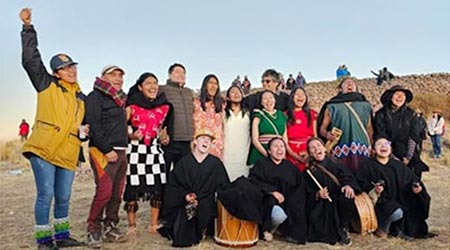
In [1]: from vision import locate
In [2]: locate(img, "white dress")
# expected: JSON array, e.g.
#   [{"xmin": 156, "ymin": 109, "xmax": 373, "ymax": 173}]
[{"xmin": 223, "ymin": 111, "xmax": 251, "ymax": 181}]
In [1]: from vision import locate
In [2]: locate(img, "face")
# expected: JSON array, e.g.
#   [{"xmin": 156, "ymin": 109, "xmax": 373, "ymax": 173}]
[
  {"xmin": 261, "ymin": 91, "xmax": 276, "ymax": 111},
  {"xmin": 374, "ymin": 138, "xmax": 392, "ymax": 159},
  {"xmin": 102, "ymin": 70, "xmax": 124, "ymax": 90},
  {"xmin": 293, "ymin": 88, "xmax": 307, "ymax": 108},
  {"xmin": 206, "ymin": 77, "xmax": 219, "ymax": 98},
  {"xmin": 194, "ymin": 135, "xmax": 212, "ymax": 154},
  {"xmin": 138, "ymin": 76, "xmax": 158, "ymax": 99},
  {"xmin": 268, "ymin": 139, "xmax": 286, "ymax": 162},
  {"xmin": 169, "ymin": 66, "xmax": 186, "ymax": 85},
  {"xmin": 391, "ymin": 91, "xmax": 406, "ymax": 107},
  {"xmin": 308, "ymin": 139, "xmax": 326, "ymax": 161},
  {"xmin": 227, "ymin": 86, "xmax": 242, "ymax": 103},
  {"xmin": 262, "ymin": 76, "xmax": 278, "ymax": 93},
  {"xmin": 54, "ymin": 64, "xmax": 77, "ymax": 84},
  {"xmin": 340, "ymin": 79, "xmax": 357, "ymax": 94}
]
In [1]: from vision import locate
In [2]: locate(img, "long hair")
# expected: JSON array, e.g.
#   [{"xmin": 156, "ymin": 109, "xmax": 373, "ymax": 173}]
[
  {"xmin": 128, "ymin": 72, "xmax": 158, "ymax": 97},
  {"xmin": 224, "ymin": 85, "xmax": 247, "ymax": 120},
  {"xmin": 287, "ymin": 87, "xmax": 313, "ymax": 127},
  {"xmin": 200, "ymin": 74, "xmax": 222, "ymax": 113}
]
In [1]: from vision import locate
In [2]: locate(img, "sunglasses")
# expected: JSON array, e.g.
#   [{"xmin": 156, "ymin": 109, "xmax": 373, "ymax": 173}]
[{"xmin": 262, "ymin": 79, "xmax": 273, "ymax": 84}]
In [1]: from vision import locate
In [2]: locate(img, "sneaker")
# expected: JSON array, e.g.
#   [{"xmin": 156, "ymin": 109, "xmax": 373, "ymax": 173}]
[
  {"xmin": 55, "ymin": 237, "xmax": 84, "ymax": 248},
  {"xmin": 38, "ymin": 242, "xmax": 59, "ymax": 250},
  {"xmin": 86, "ymin": 231, "xmax": 102, "ymax": 249},
  {"xmin": 103, "ymin": 224, "xmax": 128, "ymax": 243},
  {"xmin": 339, "ymin": 229, "xmax": 352, "ymax": 246},
  {"xmin": 263, "ymin": 231, "xmax": 273, "ymax": 242},
  {"xmin": 398, "ymin": 231, "xmax": 414, "ymax": 241}
]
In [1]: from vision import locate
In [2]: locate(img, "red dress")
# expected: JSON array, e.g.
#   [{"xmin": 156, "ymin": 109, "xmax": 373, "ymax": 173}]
[{"xmin": 286, "ymin": 109, "xmax": 317, "ymax": 172}]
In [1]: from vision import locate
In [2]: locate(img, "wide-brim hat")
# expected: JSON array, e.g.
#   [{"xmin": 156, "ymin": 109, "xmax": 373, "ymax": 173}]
[
  {"xmin": 433, "ymin": 109, "xmax": 443, "ymax": 115},
  {"xmin": 380, "ymin": 85, "xmax": 413, "ymax": 105},
  {"xmin": 194, "ymin": 129, "xmax": 215, "ymax": 140}
]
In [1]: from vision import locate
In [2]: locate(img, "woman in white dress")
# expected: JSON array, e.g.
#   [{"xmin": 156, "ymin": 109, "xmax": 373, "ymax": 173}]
[{"xmin": 223, "ymin": 86, "xmax": 251, "ymax": 181}]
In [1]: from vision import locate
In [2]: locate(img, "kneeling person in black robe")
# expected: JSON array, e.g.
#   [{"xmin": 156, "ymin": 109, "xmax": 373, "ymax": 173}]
[
  {"xmin": 249, "ymin": 137, "xmax": 307, "ymax": 244},
  {"xmin": 305, "ymin": 137, "xmax": 361, "ymax": 246},
  {"xmin": 356, "ymin": 137, "xmax": 435, "ymax": 239},
  {"xmin": 158, "ymin": 130, "xmax": 230, "ymax": 247}
]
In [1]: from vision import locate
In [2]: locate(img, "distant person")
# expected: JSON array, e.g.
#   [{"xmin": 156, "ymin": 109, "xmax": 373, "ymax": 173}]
[
  {"xmin": 278, "ymin": 72, "xmax": 286, "ymax": 91},
  {"xmin": 243, "ymin": 69, "xmax": 289, "ymax": 115},
  {"xmin": 19, "ymin": 118, "xmax": 30, "ymax": 142},
  {"xmin": 20, "ymin": 8, "xmax": 85, "ymax": 249},
  {"xmin": 231, "ymin": 75, "xmax": 242, "ymax": 88},
  {"xmin": 416, "ymin": 109, "xmax": 427, "ymax": 154},
  {"xmin": 159, "ymin": 63, "xmax": 194, "ymax": 170},
  {"xmin": 371, "ymin": 67, "xmax": 395, "ymax": 86},
  {"xmin": 286, "ymin": 74, "xmax": 295, "ymax": 90},
  {"xmin": 241, "ymin": 75, "xmax": 251, "ymax": 95},
  {"xmin": 294, "ymin": 71, "xmax": 306, "ymax": 88},
  {"xmin": 85, "ymin": 65, "xmax": 128, "ymax": 248},
  {"xmin": 428, "ymin": 109, "xmax": 445, "ymax": 159},
  {"xmin": 336, "ymin": 65, "xmax": 351, "ymax": 79}
]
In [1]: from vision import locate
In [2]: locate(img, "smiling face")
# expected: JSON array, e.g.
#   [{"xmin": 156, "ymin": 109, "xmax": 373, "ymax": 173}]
[
  {"xmin": 138, "ymin": 76, "xmax": 158, "ymax": 100},
  {"xmin": 169, "ymin": 65, "xmax": 186, "ymax": 85},
  {"xmin": 293, "ymin": 88, "xmax": 307, "ymax": 108},
  {"xmin": 194, "ymin": 135, "xmax": 212, "ymax": 154},
  {"xmin": 102, "ymin": 69, "xmax": 124, "ymax": 90},
  {"xmin": 206, "ymin": 76, "xmax": 219, "ymax": 98},
  {"xmin": 54, "ymin": 64, "xmax": 78, "ymax": 84},
  {"xmin": 374, "ymin": 138, "xmax": 392, "ymax": 159},
  {"xmin": 261, "ymin": 91, "xmax": 276, "ymax": 111},
  {"xmin": 268, "ymin": 138, "xmax": 286, "ymax": 163},
  {"xmin": 227, "ymin": 86, "xmax": 243, "ymax": 103},
  {"xmin": 391, "ymin": 91, "xmax": 406, "ymax": 108},
  {"xmin": 340, "ymin": 78, "xmax": 357, "ymax": 94},
  {"xmin": 308, "ymin": 139, "xmax": 326, "ymax": 161}
]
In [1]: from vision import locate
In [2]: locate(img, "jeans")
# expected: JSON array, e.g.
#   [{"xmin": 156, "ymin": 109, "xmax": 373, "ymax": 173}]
[
  {"xmin": 271, "ymin": 205, "xmax": 287, "ymax": 230},
  {"xmin": 379, "ymin": 208, "xmax": 404, "ymax": 233},
  {"xmin": 30, "ymin": 156, "xmax": 75, "ymax": 226},
  {"xmin": 431, "ymin": 135, "xmax": 442, "ymax": 157}
]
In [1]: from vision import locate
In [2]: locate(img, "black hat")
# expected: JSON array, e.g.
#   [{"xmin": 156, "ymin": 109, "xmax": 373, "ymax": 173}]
[{"xmin": 380, "ymin": 85, "xmax": 413, "ymax": 105}]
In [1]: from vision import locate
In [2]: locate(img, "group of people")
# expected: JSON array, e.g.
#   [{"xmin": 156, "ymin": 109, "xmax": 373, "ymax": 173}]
[{"xmin": 20, "ymin": 8, "xmax": 440, "ymax": 250}]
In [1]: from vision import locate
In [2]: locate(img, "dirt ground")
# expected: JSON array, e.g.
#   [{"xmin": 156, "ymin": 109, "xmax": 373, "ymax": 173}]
[{"xmin": 1, "ymin": 141, "xmax": 449, "ymax": 250}]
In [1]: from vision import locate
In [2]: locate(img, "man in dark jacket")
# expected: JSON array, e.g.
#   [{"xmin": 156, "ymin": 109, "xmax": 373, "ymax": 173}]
[{"xmin": 85, "ymin": 65, "xmax": 128, "ymax": 248}]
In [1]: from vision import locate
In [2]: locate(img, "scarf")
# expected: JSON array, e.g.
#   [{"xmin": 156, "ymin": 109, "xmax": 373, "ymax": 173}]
[{"xmin": 93, "ymin": 77, "xmax": 127, "ymax": 107}]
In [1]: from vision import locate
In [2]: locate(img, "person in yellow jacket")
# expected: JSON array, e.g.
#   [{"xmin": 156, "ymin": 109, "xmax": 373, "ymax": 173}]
[{"xmin": 20, "ymin": 8, "xmax": 86, "ymax": 250}]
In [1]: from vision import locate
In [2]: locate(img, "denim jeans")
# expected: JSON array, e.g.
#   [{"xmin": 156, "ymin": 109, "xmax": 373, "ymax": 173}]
[
  {"xmin": 431, "ymin": 135, "xmax": 442, "ymax": 157},
  {"xmin": 30, "ymin": 156, "xmax": 75, "ymax": 226},
  {"xmin": 271, "ymin": 205, "xmax": 288, "ymax": 230},
  {"xmin": 379, "ymin": 208, "xmax": 404, "ymax": 233}
]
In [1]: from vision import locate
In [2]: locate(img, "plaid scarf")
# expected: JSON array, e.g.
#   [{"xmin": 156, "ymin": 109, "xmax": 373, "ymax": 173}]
[{"xmin": 93, "ymin": 77, "xmax": 127, "ymax": 107}]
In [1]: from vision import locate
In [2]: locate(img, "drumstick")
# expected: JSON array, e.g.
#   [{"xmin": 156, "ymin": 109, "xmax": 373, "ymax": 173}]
[{"xmin": 306, "ymin": 169, "xmax": 333, "ymax": 203}]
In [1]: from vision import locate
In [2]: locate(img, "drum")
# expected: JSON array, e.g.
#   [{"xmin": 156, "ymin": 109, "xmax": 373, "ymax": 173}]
[
  {"xmin": 215, "ymin": 201, "xmax": 258, "ymax": 248},
  {"xmin": 352, "ymin": 192, "xmax": 378, "ymax": 235}
]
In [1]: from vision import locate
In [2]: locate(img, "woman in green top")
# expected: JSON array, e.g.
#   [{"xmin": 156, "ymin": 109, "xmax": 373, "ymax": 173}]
[{"xmin": 248, "ymin": 90, "xmax": 288, "ymax": 165}]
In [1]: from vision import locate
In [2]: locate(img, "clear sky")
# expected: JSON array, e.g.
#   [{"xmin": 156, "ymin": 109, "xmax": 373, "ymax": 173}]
[{"xmin": 1, "ymin": 1, "xmax": 449, "ymax": 140}]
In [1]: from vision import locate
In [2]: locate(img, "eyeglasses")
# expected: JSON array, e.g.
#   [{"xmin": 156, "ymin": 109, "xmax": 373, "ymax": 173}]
[{"xmin": 262, "ymin": 79, "xmax": 273, "ymax": 84}]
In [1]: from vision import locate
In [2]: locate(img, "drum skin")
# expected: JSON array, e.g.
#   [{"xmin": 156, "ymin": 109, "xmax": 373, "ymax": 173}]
[
  {"xmin": 215, "ymin": 201, "xmax": 259, "ymax": 248},
  {"xmin": 352, "ymin": 192, "xmax": 378, "ymax": 235}
]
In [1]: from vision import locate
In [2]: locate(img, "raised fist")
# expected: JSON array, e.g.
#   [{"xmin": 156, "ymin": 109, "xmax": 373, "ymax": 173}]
[{"xmin": 19, "ymin": 8, "xmax": 32, "ymax": 25}]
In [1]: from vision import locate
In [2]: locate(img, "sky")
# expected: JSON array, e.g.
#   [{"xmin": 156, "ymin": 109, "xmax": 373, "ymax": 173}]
[{"xmin": 0, "ymin": 0, "xmax": 449, "ymax": 140}]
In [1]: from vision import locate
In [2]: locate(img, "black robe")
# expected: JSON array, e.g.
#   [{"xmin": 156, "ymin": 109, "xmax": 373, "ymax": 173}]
[
  {"xmin": 158, "ymin": 153, "xmax": 230, "ymax": 247},
  {"xmin": 356, "ymin": 158, "xmax": 430, "ymax": 237},
  {"xmin": 248, "ymin": 157, "xmax": 307, "ymax": 244},
  {"xmin": 374, "ymin": 105, "xmax": 429, "ymax": 177},
  {"xmin": 305, "ymin": 157, "xmax": 361, "ymax": 245}
]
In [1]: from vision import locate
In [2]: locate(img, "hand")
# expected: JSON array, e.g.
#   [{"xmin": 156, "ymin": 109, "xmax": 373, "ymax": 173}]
[
  {"xmin": 318, "ymin": 187, "xmax": 330, "ymax": 200},
  {"xmin": 159, "ymin": 127, "xmax": 170, "ymax": 145},
  {"xmin": 374, "ymin": 184, "xmax": 384, "ymax": 194},
  {"xmin": 185, "ymin": 193, "xmax": 197, "ymax": 203},
  {"xmin": 298, "ymin": 153, "xmax": 308, "ymax": 163},
  {"xmin": 19, "ymin": 8, "xmax": 32, "ymax": 25},
  {"xmin": 105, "ymin": 150, "xmax": 118, "ymax": 163},
  {"xmin": 131, "ymin": 130, "xmax": 143, "ymax": 140},
  {"xmin": 79, "ymin": 124, "xmax": 90, "ymax": 139},
  {"xmin": 271, "ymin": 191, "xmax": 285, "ymax": 204},
  {"xmin": 412, "ymin": 183, "xmax": 422, "ymax": 194},
  {"xmin": 341, "ymin": 185, "xmax": 355, "ymax": 199},
  {"xmin": 326, "ymin": 131, "xmax": 337, "ymax": 141},
  {"xmin": 402, "ymin": 157, "xmax": 410, "ymax": 166}
]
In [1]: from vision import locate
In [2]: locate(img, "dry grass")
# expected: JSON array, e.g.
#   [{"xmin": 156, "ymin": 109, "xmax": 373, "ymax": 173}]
[{"xmin": 0, "ymin": 142, "xmax": 448, "ymax": 250}]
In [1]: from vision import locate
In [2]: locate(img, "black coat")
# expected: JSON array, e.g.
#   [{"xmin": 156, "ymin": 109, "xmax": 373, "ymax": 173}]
[
  {"xmin": 249, "ymin": 157, "xmax": 307, "ymax": 244},
  {"xmin": 159, "ymin": 153, "xmax": 230, "ymax": 247}
]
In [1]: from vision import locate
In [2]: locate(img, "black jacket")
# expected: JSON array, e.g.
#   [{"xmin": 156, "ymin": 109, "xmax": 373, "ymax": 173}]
[{"xmin": 85, "ymin": 89, "xmax": 128, "ymax": 153}]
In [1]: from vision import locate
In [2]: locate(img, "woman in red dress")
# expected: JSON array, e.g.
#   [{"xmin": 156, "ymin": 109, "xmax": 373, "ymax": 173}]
[{"xmin": 286, "ymin": 87, "xmax": 317, "ymax": 172}]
